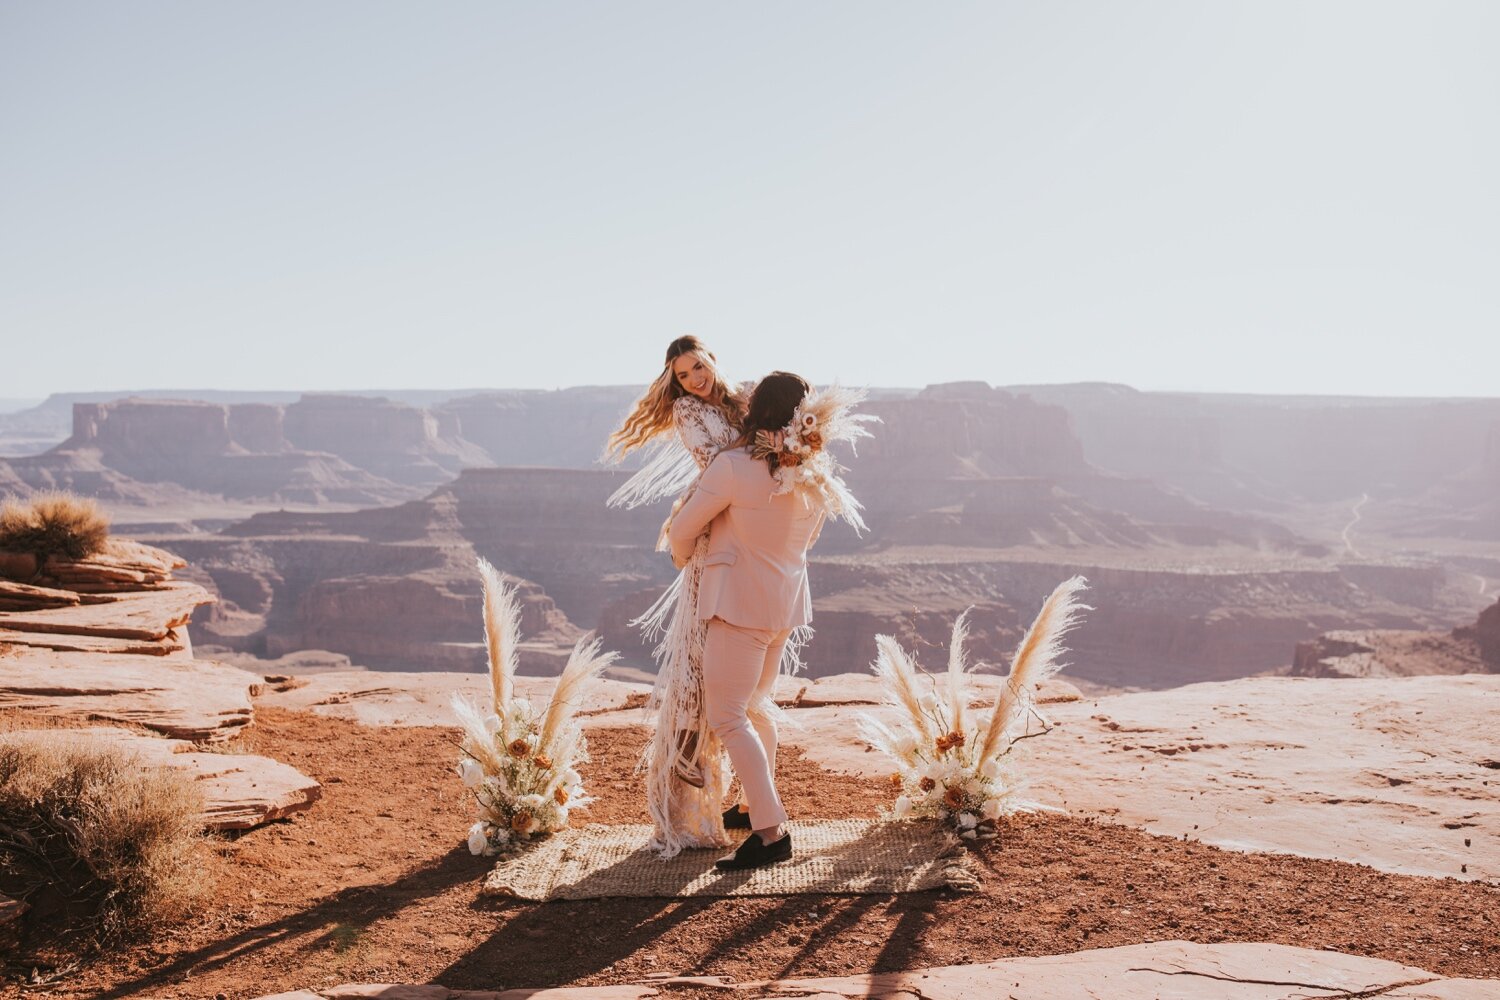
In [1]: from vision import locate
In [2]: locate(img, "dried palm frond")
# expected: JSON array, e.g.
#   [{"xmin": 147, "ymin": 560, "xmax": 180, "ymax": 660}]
[
  {"xmin": 975, "ymin": 576, "xmax": 1089, "ymax": 766},
  {"xmin": 538, "ymin": 634, "xmax": 617, "ymax": 752},
  {"xmin": 476, "ymin": 557, "xmax": 521, "ymax": 715},
  {"xmin": 945, "ymin": 609, "xmax": 973, "ymax": 738},
  {"xmin": 870, "ymin": 633, "xmax": 937, "ymax": 743}
]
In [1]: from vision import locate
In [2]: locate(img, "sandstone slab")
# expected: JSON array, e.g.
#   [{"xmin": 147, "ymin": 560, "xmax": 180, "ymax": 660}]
[
  {"xmin": 780, "ymin": 671, "xmax": 1082, "ymax": 708},
  {"xmin": 256, "ymin": 669, "xmax": 651, "ymax": 728},
  {"xmin": 0, "ymin": 647, "xmax": 261, "ymax": 741},
  {"xmin": 754, "ymin": 941, "xmax": 1450, "ymax": 1000},
  {"xmin": 0, "ymin": 580, "xmax": 212, "ymax": 640},
  {"xmin": 785, "ymin": 675, "xmax": 1500, "ymax": 881},
  {"xmin": 248, "ymin": 942, "xmax": 1495, "ymax": 1000},
  {"xmin": 0, "ymin": 727, "xmax": 319, "ymax": 830},
  {"xmin": 0, "ymin": 625, "xmax": 187, "ymax": 656}
]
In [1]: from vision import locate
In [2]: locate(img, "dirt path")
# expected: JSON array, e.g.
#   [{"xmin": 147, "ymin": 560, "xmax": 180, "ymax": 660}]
[{"xmin": 7, "ymin": 708, "xmax": 1498, "ymax": 999}]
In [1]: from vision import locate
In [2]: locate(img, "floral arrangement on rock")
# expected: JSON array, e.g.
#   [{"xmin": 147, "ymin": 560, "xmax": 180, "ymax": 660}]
[
  {"xmin": 859, "ymin": 576, "xmax": 1089, "ymax": 840},
  {"xmin": 453, "ymin": 558, "xmax": 617, "ymax": 857},
  {"xmin": 749, "ymin": 384, "xmax": 878, "ymax": 532}
]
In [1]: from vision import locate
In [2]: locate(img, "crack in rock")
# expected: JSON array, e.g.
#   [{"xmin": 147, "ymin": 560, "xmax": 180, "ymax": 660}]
[{"xmin": 1126, "ymin": 966, "xmax": 1440, "ymax": 997}]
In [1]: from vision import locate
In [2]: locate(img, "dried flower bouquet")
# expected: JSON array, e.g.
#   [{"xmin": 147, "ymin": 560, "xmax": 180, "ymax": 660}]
[
  {"xmin": 453, "ymin": 558, "xmax": 617, "ymax": 856},
  {"xmin": 859, "ymin": 577, "xmax": 1089, "ymax": 839}
]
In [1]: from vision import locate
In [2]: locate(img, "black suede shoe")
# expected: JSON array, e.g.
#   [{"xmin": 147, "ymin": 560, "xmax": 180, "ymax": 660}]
[
  {"xmin": 722, "ymin": 805, "xmax": 752, "ymax": 830},
  {"xmin": 714, "ymin": 831, "xmax": 793, "ymax": 871}
]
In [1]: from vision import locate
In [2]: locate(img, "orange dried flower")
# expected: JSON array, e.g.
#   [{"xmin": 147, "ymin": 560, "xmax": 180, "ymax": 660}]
[
  {"xmin": 889, "ymin": 773, "xmax": 904, "ymax": 788},
  {"xmin": 507, "ymin": 738, "xmax": 530, "ymax": 758},
  {"xmin": 946, "ymin": 731, "xmax": 966, "ymax": 749},
  {"xmin": 554, "ymin": 786, "xmax": 570, "ymax": 805},
  {"xmin": 511, "ymin": 810, "xmax": 535, "ymax": 832},
  {"xmin": 943, "ymin": 786, "xmax": 964, "ymax": 809},
  {"xmin": 778, "ymin": 451, "xmax": 801, "ymax": 468},
  {"xmin": 533, "ymin": 754, "xmax": 553, "ymax": 771},
  {"xmin": 918, "ymin": 776, "xmax": 936, "ymax": 792}
]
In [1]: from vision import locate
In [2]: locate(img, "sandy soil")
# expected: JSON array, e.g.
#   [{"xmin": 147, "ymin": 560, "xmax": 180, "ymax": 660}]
[{"xmin": 5, "ymin": 709, "xmax": 1498, "ymax": 999}]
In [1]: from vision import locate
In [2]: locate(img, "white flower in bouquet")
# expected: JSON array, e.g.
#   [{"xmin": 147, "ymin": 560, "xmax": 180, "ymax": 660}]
[
  {"xmin": 980, "ymin": 798, "xmax": 1002, "ymax": 821},
  {"xmin": 894, "ymin": 734, "xmax": 918, "ymax": 758},
  {"xmin": 457, "ymin": 758, "xmax": 484, "ymax": 789},
  {"xmin": 482, "ymin": 713, "xmax": 503, "ymax": 736},
  {"xmin": 467, "ymin": 822, "xmax": 491, "ymax": 856},
  {"xmin": 919, "ymin": 692, "xmax": 938, "ymax": 714},
  {"xmin": 980, "ymin": 757, "xmax": 1000, "ymax": 780},
  {"xmin": 956, "ymin": 812, "xmax": 978, "ymax": 831},
  {"xmin": 893, "ymin": 794, "xmax": 914, "ymax": 819},
  {"xmin": 963, "ymin": 776, "xmax": 985, "ymax": 796}
]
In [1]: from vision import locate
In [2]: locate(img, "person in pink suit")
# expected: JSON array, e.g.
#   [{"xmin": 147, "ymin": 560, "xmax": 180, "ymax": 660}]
[{"xmin": 667, "ymin": 372, "xmax": 825, "ymax": 871}]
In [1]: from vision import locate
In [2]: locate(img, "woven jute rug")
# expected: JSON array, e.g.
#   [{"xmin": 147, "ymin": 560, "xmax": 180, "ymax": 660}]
[{"xmin": 481, "ymin": 819, "xmax": 978, "ymax": 901}]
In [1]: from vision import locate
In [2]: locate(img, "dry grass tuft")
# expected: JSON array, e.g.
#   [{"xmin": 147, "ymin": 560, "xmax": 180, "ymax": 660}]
[
  {"xmin": 0, "ymin": 733, "xmax": 214, "ymax": 939},
  {"xmin": 0, "ymin": 491, "xmax": 111, "ymax": 560}
]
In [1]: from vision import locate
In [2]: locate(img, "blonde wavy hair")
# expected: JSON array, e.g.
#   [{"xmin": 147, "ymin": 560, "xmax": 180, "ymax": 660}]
[{"xmin": 605, "ymin": 336, "xmax": 746, "ymax": 461}]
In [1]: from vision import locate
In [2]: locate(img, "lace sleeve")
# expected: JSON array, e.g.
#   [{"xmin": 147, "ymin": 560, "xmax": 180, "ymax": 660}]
[{"xmin": 673, "ymin": 397, "xmax": 728, "ymax": 470}]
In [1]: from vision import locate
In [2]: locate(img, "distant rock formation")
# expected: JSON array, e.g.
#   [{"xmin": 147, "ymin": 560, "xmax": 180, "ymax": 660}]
[{"xmin": 1295, "ymin": 596, "xmax": 1499, "ymax": 678}]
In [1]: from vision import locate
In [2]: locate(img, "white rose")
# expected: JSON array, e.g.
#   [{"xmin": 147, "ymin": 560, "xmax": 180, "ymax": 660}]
[
  {"xmin": 918, "ymin": 693, "xmax": 937, "ymax": 714},
  {"xmin": 482, "ymin": 713, "xmax": 503, "ymax": 735},
  {"xmin": 980, "ymin": 758, "xmax": 1000, "ymax": 779},
  {"xmin": 520, "ymin": 793, "xmax": 547, "ymax": 812},
  {"xmin": 892, "ymin": 795, "xmax": 913, "ymax": 819},
  {"xmin": 563, "ymin": 768, "xmax": 582, "ymax": 786},
  {"xmin": 895, "ymin": 735, "xmax": 918, "ymax": 757},
  {"xmin": 956, "ymin": 812, "xmax": 978, "ymax": 830},
  {"xmin": 467, "ymin": 822, "xmax": 490, "ymax": 856},
  {"xmin": 456, "ymin": 758, "xmax": 484, "ymax": 789},
  {"xmin": 963, "ymin": 777, "xmax": 984, "ymax": 796},
  {"xmin": 980, "ymin": 798, "xmax": 1002, "ymax": 821}
]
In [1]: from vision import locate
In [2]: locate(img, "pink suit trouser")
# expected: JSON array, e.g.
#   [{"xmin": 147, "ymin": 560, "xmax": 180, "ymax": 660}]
[{"xmin": 703, "ymin": 618, "xmax": 792, "ymax": 830}]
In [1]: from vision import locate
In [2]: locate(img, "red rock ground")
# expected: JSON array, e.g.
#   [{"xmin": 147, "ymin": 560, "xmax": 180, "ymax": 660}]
[{"xmin": 4, "ymin": 708, "xmax": 1498, "ymax": 999}]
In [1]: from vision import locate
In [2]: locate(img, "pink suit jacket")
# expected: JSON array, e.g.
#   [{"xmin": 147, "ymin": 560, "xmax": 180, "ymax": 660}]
[{"xmin": 668, "ymin": 448, "xmax": 825, "ymax": 631}]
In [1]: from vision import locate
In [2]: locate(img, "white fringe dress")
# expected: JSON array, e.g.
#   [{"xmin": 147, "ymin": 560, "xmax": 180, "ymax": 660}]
[{"xmin": 613, "ymin": 395, "xmax": 739, "ymax": 857}]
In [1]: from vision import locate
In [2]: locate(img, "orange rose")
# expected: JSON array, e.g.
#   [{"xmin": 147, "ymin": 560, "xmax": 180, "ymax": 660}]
[
  {"xmin": 803, "ymin": 431, "xmax": 823, "ymax": 450},
  {"xmin": 918, "ymin": 776, "xmax": 936, "ymax": 792},
  {"xmin": 943, "ymin": 786, "xmax": 964, "ymax": 809},
  {"xmin": 511, "ymin": 810, "xmax": 535, "ymax": 832},
  {"xmin": 507, "ymin": 739, "xmax": 530, "ymax": 758},
  {"xmin": 778, "ymin": 451, "xmax": 801, "ymax": 468},
  {"xmin": 533, "ymin": 754, "xmax": 553, "ymax": 771}
]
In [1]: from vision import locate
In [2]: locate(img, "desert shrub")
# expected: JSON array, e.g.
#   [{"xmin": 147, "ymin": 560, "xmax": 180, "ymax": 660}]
[
  {"xmin": 0, "ymin": 491, "xmax": 111, "ymax": 560},
  {"xmin": 0, "ymin": 734, "xmax": 213, "ymax": 938}
]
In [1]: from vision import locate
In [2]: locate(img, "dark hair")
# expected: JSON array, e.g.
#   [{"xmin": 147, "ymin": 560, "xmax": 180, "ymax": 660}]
[{"xmin": 737, "ymin": 371, "xmax": 811, "ymax": 473}]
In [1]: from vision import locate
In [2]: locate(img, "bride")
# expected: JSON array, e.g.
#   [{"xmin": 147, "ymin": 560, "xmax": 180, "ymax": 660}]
[{"xmin": 606, "ymin": 336, "xmax": 749, "ymax": 856}]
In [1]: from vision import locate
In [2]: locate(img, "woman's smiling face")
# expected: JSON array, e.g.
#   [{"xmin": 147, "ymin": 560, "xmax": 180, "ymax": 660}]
[{"xmin": 672, "ymin": 353, "xmax": 714, "ymax": 399}]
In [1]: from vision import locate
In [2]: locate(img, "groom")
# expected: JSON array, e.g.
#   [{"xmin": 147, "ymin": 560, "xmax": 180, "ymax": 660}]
[{"xmin": 668, "ymin": 372, "xmax": 824, "ymax": 871}]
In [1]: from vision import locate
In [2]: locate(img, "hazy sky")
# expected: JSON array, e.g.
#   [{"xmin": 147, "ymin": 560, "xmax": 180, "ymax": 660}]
[{"xmin": 3, "ymin": 1, "xmax": 1496, "ymax": 398}]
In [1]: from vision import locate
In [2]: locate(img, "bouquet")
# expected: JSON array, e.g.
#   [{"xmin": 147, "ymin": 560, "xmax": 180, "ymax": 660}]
[
  {"xmin": 453, "ymin": 558, "xmax": 617, "ymax": 856},
  {"xmin": 858, "ymin": 577, "xmax": 1088, "ymax": 839},
  {"xmin": 750, "ymin": 384, "xmax": 877, "ymax": 531}
]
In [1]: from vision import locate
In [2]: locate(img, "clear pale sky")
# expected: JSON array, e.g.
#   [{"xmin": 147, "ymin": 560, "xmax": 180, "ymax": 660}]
[{"xmin": 2, "ymin": 1, "xmax": 1496, "ymax": 398}]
